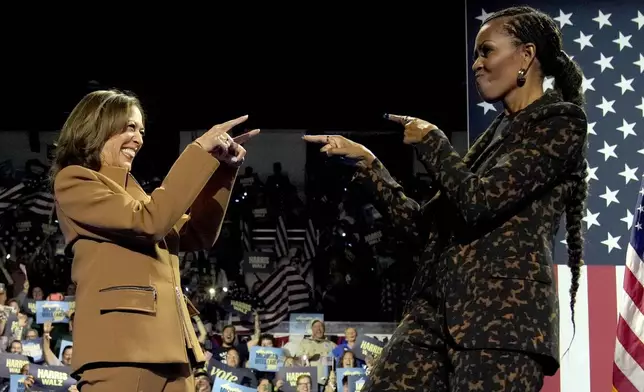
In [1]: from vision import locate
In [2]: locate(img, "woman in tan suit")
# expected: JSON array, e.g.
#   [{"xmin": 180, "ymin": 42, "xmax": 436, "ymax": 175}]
[{"xmin": 51, "ymin": 90, "xmax": 259, "ymax": 391}]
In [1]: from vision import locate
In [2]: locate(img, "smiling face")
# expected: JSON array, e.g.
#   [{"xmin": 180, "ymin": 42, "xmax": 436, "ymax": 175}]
[
  {"xmin": 100, "ymin": 105, "xmax": 144, "ymax": 170},
  {"xmin": 472, "ymin": 18, "xmax": 533, "ymax": 103}
]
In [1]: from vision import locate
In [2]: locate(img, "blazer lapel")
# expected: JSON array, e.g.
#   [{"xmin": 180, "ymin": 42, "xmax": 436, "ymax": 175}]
[
  {"xmin": 466, "ymin": 90, "xmax": 564, "ymax": 173},
  {"xmin": 98, "ymin": 165, "xmax": 149, "ymax": 202},
  {"xmin": 462, "ymin": 115, "xmax": 501, "ymax": 168}
]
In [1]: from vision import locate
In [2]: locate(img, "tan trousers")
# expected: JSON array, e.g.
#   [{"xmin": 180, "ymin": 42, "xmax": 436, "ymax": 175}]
[{"xmin": 77, "ymin": 364, "xmax": 194, "ymax": 392}]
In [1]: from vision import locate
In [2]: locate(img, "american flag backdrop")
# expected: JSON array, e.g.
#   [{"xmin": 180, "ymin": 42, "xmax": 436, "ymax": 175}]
[
  {"xmin": 466, "ymin": 3, "xmax": 644, "ymax": 392},
  {"xmin": 614, "ymin": 178, "xmax": 644, "ymax": 392}
]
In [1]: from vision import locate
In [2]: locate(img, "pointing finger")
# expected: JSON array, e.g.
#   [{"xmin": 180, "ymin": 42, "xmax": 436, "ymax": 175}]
[
  {"xmin": 384, "ymin": 113, "xmax": 414, "ymax": 125},
  {"xmin": 233, "ymin": 129, "xmax": 260, "ymax": 145},
  {"xmin": 216, "ymin": 115, "xmax": 249, "ymax": 134},
  {"xmin": 302, "ymin": 135, "xmax": 329, "ymax": 143}
]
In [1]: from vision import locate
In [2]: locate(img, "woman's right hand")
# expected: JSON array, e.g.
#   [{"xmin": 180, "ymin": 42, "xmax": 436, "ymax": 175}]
[
  {"xmin": 302, "ymin": 135, "xmax": 376, "ymax": 166},
  {"xmin": 194, "ymin": 115, "xmax": 257, "ymax": 154}
]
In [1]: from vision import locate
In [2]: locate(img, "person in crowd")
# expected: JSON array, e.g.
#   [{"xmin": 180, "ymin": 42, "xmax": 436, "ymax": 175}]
[
  {"xmin": 305, "ymin": 6, "xmax": 587, "ymax": 391},
  {"xmin": 194, "ymin": 368, "xmax": 211, "ymax": 392},
  {"xmin": 225, "ymin": 347, "xmax": 241, "ymax": 368},
  {"xmin": 50, "ymin": 89, "xmax": 260, "ymax": 391},
  {"xmin": 25, "ymin": 328, "xmax": 38, "ymax": 340},
  {"xmin": 212, "ymin": 311, "xmax": 260, "ymax": 363},
  {"xmin": 42, "ymin": 321, "xmax": 73, "ymax": 366},
  {"xmin": 259, "ymin": 333, "xmax": 275, "ymax": 347},
  {"xmin": 295, "ymin": 374, "xmax": 312, "ymax": 392},
  {"xmin": 257, "ymin": 378, "xmax": 274, "ymax": 392},
  {"xmin": 8, "ymin": 339, "xmax": 22, "ymax": 354},
  {"xmin": 30, "ymin": 286, "xmax": 44, "ymax": 301},
  {"xmin": 325, "ymin": 350, "xmax": 359, "ymax": 392},
  {"xmin": 296, "ymin": 320, "xmax": 337, "ymax": 385},
  {"xmin": 338, "ymin": 351, "xmax": 356, "ymax": 368},
  {"xmin": 331, "ymin": 327, "xmax": 364, "ymax": 368}
]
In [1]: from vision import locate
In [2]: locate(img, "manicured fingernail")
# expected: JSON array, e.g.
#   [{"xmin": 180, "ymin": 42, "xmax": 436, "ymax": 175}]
[{"xmin": 231, "ymin": 157, "xmax": 238, "ymax": 162}]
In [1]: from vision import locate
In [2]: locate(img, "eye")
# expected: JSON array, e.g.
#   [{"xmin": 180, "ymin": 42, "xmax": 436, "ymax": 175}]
[{"xmin": 474, "ymin": 46, "xmax": 492, "ymax": 60}]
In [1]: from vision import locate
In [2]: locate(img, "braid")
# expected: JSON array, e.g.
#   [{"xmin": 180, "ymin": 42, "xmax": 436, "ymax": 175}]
[
  {"xmin": 484, "ymin": 6, "xmax": 585, "ymax": 107},
  {"xmin": 563, "ymin": 166, "xmax": 587, "ymax": 352},
  {"xmin": 486, "ymin": 7, "xmax": 589, "ymax": 345}
]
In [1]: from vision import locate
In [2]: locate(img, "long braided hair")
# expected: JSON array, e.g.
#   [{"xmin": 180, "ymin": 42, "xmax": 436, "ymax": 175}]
[{"xmin": 484, "ymin": 7, "xmax": 588, "ymax": 344}]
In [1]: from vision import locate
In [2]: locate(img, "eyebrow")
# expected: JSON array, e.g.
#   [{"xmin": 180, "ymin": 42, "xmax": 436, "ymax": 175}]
[{"xmin": 473, "ymin": 40, "xmax": 493, "ymax": 58}]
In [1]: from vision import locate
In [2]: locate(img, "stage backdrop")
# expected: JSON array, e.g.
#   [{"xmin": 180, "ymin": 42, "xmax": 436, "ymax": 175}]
[{"xmin": 466, "ymin": 2, "xmax": 643, "ymax": 392}]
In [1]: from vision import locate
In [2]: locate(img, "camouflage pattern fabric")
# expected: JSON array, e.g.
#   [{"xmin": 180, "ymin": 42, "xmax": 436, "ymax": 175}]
[{"xmin": 352, "ymin": 91, "xmax": 588, "ymax": 388}]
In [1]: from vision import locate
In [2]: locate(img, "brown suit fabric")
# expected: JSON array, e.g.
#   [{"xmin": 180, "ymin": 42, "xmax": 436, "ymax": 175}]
[{"xmin": 54, "ymin": 143, "xmax": 237, "ymax": 389}]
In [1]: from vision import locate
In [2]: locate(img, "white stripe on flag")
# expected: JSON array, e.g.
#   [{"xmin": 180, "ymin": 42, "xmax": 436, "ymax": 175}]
[
  {"xmin": 231, "ymin": 265, "xmax": 310, "ymax": 331},
  {"xmin": 616, "ymin": 265, "xmax": 626, "ymax": 322},
  {"xmin": 557, "ymin": 264, "xmax": 591, "ymax": 392},
  {"xmin": 614, "ymin": 338, "xmax": 644, "ymax": 391}
]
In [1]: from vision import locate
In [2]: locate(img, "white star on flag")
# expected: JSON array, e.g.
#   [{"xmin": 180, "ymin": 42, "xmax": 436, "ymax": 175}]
[
  {"xmin": 594, "ymin": 53, "xmax": 614, "ymax": 72},
  {"xmin": 574, "ymin": 31, "xmax": 594, "ymax": 50},
  {"xmin": 475, "ymin": 9, "xmax": 492, "ymax": 23},
  {"xmin": 593, "ymin": 10, "xmax": 612, "ymax": 29},
  {"xmin": 613, "ymin": 32, "xmax": 633, "ymax": 51},
  {"xmin": 632, "ymin": 10, "xmax": 644, "ymax": 30},
  {"xmin": 554, "ymin": 9, "xmax": 573, "ymax": 28},
  {"xmin": 477, "ymin": 101, "xmax": 496, "ymax": 114}
]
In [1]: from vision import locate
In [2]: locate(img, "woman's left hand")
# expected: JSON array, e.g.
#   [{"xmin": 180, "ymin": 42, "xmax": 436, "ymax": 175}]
[
  {"xmin": 212, "ymin": 129, "xmax": 260, "ymax": 167},
  {"xmin": 385, "ymin": 114, "xmax": 438, "ymax": 144}
]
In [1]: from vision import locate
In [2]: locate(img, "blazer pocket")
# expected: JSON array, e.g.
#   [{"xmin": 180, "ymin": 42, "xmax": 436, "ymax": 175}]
[
  {"xmin": 98, "ymin": 285, "xmax": 157, "ymax": 315},
  {"xmin": 485, "ymin": 256, "xmax": 553, "ymax": 284}
]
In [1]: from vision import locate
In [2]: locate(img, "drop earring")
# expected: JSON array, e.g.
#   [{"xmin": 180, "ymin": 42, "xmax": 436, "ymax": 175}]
[{"xmin": 517, "ymin": 69, "xmax": 527, "ymax": 87}]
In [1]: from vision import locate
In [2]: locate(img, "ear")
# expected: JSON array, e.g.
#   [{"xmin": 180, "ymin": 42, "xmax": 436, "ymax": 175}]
[{"xmin": 521, "ymin": 43, "xmax": 537, "ymax": 68}]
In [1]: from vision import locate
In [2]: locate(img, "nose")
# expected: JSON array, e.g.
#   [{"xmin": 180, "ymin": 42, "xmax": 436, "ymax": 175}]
[
  {"xmin": 133, "ymin": 130, "xmax": 143, "ymax": 146},
  {"xmin": 472, "ymin": 57, "xmax": 483, "ymax": 73}
]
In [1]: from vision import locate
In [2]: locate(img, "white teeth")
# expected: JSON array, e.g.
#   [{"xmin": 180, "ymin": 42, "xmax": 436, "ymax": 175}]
[{"xmin": 121, "ymin": 148, "xmax": 136, "ymax": 158}]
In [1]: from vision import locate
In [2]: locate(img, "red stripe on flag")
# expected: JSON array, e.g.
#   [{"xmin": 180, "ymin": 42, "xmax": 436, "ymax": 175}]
[
  {"xmin": 587, "ymin": 266, "xmax": 618, "ymax": 392},
  {"xmin": 541, "ymin": 264, "xmax": 560, "ymax": 392},
  {"xmin": 612, "ymin": 362, "xmax": 639, "ymax": 392},
  {"xmin": 616, "ymin": 315, "xmax": 644, "ymax": 369},
  {"xmin": 623, "ymin": 267, "xmax": 644, "ymax": 316}
]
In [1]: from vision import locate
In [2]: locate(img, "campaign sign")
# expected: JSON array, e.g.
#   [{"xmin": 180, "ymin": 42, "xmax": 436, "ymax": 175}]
[
  {"xmin": 3, "ymin": 314, "xmax": 26, "ymax": 340},
  {"xmin": 9, "ymin": 374, "xmax": 27, "ymax": 392},
  {"xmin": 248, "ymin": 346, "xmax": 284, "ymax": 372},
  {"xmin": 288, "ymin": 313, "xmax": 324, "ymax": 335},
  {"xmin": 21, "ymin": 338, "xmax": 43, "ymax": 363},
  {"xmin": 221, "ymin": 298, "xmax": 254, "ymax": 323},
  {"xmin": 276, "ymin": 366, "xmax": 317, "ymax": 392},
  {"xmin": 336, "ymin": 368, "xmax": 366, "ymax": 392},
  {"xmin": 348, "ymin": 375, "xmax": 369, "ymax": 392},
  {"xmin": 29, "ymin": 363, "xmax": 77, "ymax": 390},
  {"xmin": 35, "ymin": 301, "xmax": 72, "ymax": 324},
  {"xmin": 25, "ymin": 300, "xmax": 36, "ymax": 315},
  {"xmin": 206, "ymin": 358, "xmax": 257, "ymax": 387},
  {"xmin": 352, "ymin": 335, "xmax": 384, "ymax": 361},
  {"xmin": 319, "ymin": 354, "xmax": 333, "ymax": 382},
  {"xmin": 0, "ymin": 353, "xmax": 29, "ymax": 378},
  {"xmin": 211, "ymin": 377, "xmax": 256, "ymax": 392},
  {"xmin": 242, "ymin": 252, "xmax": 274, "ymax": 274}
]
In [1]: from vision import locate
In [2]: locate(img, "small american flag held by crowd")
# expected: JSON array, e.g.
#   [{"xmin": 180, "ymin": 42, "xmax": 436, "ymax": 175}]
[{"xmin": 466, "ymin": 3, "xmax": 644, "ymax": 391}]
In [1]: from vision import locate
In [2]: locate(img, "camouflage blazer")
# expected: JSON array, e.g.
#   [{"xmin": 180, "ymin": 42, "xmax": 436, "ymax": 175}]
[{"xmin": 353, "ymin": 91, "xmax": 588, "ymax": 375}]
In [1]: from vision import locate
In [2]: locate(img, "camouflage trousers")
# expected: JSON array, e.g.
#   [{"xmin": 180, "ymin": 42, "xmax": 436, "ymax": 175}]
[{"xmin": 364, "ymin": 298, "xmax": 544, "ymax": 392}]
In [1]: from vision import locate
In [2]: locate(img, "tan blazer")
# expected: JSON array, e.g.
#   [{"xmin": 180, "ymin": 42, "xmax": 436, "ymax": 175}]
[{"xmin": 53, "ymin": 143, "xmax": 238, "ymax": 378}]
